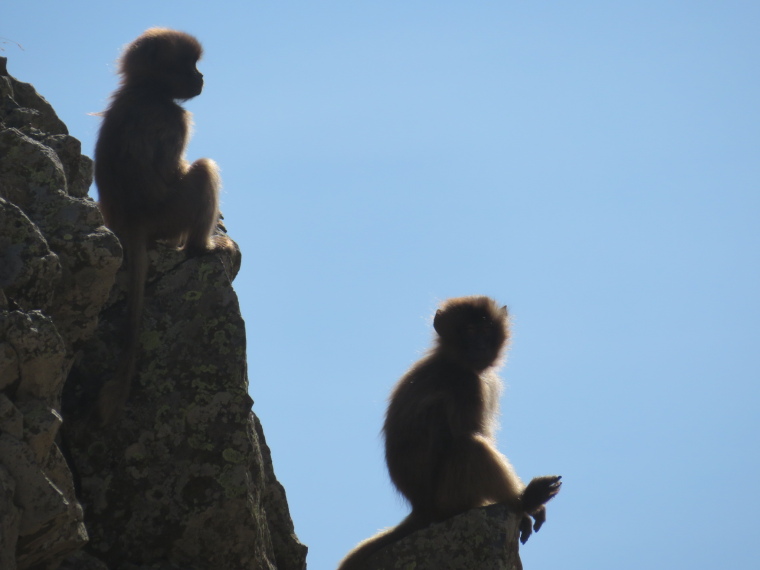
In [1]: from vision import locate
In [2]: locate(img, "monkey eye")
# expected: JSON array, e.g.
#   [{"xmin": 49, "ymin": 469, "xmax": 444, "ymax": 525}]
[{"xmin": 175, "ymin": 55, "xmax": 198, "ymax": 70}]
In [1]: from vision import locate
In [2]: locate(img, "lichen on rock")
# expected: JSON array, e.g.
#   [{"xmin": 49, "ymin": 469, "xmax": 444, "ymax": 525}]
[
  {"xmin": 357, "ymin": 504, "xmax": 524, "ymax": 570},
  {"xmin": 1, "ymin": 54, "xmax": 116, "ymax": 570},
  {"xmin": 62, "ymin": 219, "xmax": 306, "ymax": 570}
]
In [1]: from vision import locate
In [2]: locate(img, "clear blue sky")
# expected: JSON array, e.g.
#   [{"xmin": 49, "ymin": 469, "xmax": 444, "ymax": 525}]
[{"xmin": 5, "ymin": 2, "xmax": 760, "ymax": 568}]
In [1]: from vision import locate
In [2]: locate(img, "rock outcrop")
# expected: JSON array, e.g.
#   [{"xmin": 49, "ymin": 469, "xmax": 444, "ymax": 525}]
[
  {"xmin": 1, "ymin": 54, "xmax": 119, "ymax": 570},
  {"xmin": 0, "ymin": 56, "xmax": 306, "ymax": 569},
  {"xmin": 356, "ymin": 504, "xmax": 524, "ymax": 570}
]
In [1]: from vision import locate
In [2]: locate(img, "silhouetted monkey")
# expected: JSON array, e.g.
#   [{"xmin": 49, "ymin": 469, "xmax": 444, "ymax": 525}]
[
  {"xmin": 338, "ymin": 296, "xmax": 561, "ymax": 569},
  {"xmin": 94, "ymin": 28, "xmax": 234, "ymax": 423}
]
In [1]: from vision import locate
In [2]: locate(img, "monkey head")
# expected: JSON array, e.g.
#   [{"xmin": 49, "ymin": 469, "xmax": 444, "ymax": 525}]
[
  {"xmin": 119, "ymin": 27, "xmax": 205, "ymax": 100},
  {"xmin": 433, "ymin": 296, "xmax": 509, "ymax": 371}
]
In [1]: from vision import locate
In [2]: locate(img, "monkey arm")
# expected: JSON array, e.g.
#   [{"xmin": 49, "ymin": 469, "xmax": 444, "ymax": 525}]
[{"xmin": 116, "ymin": 100, "xmax": 186, "ymax": 203}]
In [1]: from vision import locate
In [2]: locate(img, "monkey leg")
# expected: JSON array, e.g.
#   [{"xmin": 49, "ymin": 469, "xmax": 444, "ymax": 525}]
[
  {"xmin": 434, "ymin": 435, "xmax": 523, "ymax": 520},
  {"xmin": 168, "ymin": 158, "xmax": 222, "ymax": 253}
]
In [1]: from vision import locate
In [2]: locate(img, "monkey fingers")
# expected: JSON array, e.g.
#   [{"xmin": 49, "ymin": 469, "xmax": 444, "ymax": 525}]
[
  {"xmin": 519, "ymin": 514, "xmax": 534, "ymax": 544},
  {"xmin": 531, "ymin": 505, "xmax": 547, "ymax": 532}
]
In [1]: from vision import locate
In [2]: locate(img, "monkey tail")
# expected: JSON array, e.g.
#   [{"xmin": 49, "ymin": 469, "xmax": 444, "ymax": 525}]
[
  {"xmin": 98, "ymin": 231, "xmax": 148, "ymax": 424},
  {"xmin": 337, "ymin": 512, "xmax": 428, "ymax": 570}
]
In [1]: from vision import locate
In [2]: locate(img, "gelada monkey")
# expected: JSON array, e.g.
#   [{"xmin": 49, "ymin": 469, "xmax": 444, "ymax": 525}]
[
  {"xmin": 95, "ymin": 28, "xmax": 234, "ymax": 423},
  {"xmin": 338, "ymin": 296, "xmax": 561, "ymax": 569}
]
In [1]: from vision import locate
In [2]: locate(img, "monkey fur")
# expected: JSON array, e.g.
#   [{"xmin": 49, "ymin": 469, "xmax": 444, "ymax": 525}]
[
  {"xmin": 95, "ymin": 28, "xmax": 234, "ymax": 423},
  {"xmin": 338, "ymin": 296, "xmax": 561, "ymax": 569}
]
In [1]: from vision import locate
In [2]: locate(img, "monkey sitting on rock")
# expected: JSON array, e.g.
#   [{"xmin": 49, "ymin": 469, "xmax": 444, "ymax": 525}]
[
  {"xmin": 338, "ymin": 296, "xmax": 561, "ymax": 569},
  {"xmin": 94, "ymin": 28, "xmax": 235, "ymax": 423}
]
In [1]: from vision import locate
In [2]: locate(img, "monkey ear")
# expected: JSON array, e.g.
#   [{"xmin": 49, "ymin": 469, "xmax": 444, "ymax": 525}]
[{"xmin": 500, "ymin": 305, "xmax": 508, "ymax": 315}]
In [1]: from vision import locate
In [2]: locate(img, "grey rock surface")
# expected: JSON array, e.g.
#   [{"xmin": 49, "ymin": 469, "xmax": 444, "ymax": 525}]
[
  {"xmin": 361, "ymin": 504, "xmax": 524, "ymax": 570},
  {"xmin": 62, "ymin": 242, "xmax": 305, "ymax": 570},
  {"xmin": 1, "ymin": 55, "xmax": 119, "ymax": 570}
]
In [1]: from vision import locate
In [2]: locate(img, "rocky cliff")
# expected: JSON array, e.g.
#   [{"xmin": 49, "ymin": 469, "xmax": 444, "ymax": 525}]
[
  {"xmin": 0, "ymin": 56, "xmax": 306, "ymax": 570},
  {"xmin": 353, "ymin": 504, "xmax": 524, "ymax": 570}
]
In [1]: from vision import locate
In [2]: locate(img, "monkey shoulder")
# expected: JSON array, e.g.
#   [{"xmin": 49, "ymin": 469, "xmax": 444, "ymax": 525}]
[
  {"xmin": 388, "ymin": 358, "xmax": 480, "ymax": 427},
  {"xmin": 97, "ymin": 98, "xmax": 189, "ymax": 185},
  {"xmin": 104, "ymin": 94, "xmax": 187, "ymax": 138}
]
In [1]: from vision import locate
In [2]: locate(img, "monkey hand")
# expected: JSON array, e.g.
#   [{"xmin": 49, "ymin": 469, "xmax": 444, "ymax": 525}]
[
  {"xmin": 521, "ymin": 475, "xmax": 562, "ymax": 513},
  {"xmin": 519, "ymin": 475, "xmax": 562, "ymax": 543}
]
